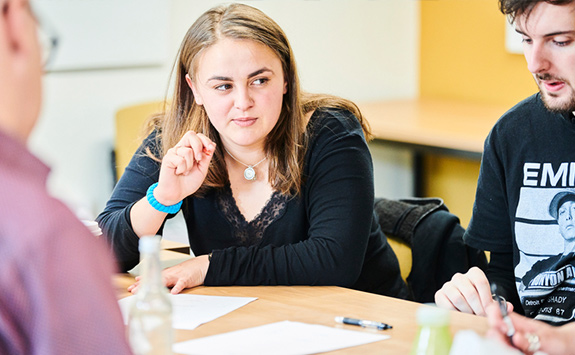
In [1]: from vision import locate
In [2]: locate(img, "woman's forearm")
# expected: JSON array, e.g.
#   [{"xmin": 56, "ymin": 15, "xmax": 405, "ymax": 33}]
[{"xmin": 129, "ymin": 197, "xmax": 168, "ymax": 238}]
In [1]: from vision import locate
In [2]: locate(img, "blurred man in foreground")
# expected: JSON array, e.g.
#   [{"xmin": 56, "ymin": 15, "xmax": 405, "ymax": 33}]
[{"xmin": 0, "ymin": 0, "xmax": 131, "ymax": 353}]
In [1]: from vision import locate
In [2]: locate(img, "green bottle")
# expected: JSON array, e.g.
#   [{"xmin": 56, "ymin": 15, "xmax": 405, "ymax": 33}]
[{"xmin": 410, "ymin": 305, "xmax": 452, "ymax": 355}]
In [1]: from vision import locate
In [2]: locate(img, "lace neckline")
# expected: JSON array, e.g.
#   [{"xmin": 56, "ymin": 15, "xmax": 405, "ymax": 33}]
[{"xmin": 216, "ymin": 184, "xmax": 289, "ymax": 246}]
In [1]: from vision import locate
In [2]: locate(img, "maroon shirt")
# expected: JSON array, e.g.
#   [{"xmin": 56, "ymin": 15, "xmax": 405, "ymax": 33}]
[{"xmin": 0, "ymin": 131, "xmax": 132, "ymax": 354}]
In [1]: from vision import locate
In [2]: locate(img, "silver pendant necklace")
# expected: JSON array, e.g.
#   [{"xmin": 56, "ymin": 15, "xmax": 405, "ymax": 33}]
[{"xmin": 224, "ymin": 147, "xmax": 267, "ymax": 181}]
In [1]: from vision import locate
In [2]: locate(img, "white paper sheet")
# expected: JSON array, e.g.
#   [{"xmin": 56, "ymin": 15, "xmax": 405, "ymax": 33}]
[
  {"xmin": 118, "ymin": 294, "xmax": 257, "ymax": 330},
  {"xmin": 173, "ymin": 320, "xmax": 389, "ymax": 355}
]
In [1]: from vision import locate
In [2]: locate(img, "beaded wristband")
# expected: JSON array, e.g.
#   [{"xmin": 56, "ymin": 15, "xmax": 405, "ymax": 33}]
[{"xmin": 146, "ymin": 182, "xmax": 183, "ymax": 214}]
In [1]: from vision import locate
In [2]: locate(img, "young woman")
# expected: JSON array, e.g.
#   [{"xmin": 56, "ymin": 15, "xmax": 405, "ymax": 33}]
[{"xmin": 97, "ymin": 3, "xmax": 407, "ymax": 299}]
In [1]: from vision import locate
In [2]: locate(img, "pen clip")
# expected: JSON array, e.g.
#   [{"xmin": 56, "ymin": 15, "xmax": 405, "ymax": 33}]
[{"xmin": 491, "ymin": 284, "xmax": 508, "ymax": 316}]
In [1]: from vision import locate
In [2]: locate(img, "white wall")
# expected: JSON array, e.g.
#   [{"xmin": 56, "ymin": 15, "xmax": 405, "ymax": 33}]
[{"xmin": 28, "ymin": 0, "xmax": 419, "ymax": 220}]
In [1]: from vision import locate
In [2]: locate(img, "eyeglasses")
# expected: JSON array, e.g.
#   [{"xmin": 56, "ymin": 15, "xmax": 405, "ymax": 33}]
[{"xmin": 28, "ymin": 2, "xmax": 59, "ymax": 70}]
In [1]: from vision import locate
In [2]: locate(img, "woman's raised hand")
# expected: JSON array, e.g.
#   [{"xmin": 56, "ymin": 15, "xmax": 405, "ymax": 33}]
[{"xmin": 154, "ymin": 131, "xmax": 216, "ymax": 204}]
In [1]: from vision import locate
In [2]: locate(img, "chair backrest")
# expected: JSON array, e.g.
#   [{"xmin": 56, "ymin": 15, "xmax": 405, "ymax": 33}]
[
  {"xmin": 374, "ymin": 197, "xmax": 487, "ymax": 303},
  {"xmin": 114, "ymin": 100, "xmax": 164, "ymax": 180},
  {"xmin": 374, "ymin": 198, "xmax": 416, "ymax": 282},
  {"xmin": 387, "ymin": 235, "xmax": 412, "ymax": 282}
]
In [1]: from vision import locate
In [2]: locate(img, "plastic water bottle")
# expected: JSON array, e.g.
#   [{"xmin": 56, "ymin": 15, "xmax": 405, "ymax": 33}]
[
  {"xmin": 128, "ymin": 235, "xmax": 173, "ymax": 355},
  {"xmin": 410, "ymin": 305, "xmax": 452, "ymax": 355}
]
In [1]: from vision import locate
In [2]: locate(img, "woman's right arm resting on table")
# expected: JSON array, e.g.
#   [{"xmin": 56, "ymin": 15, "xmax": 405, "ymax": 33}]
[{"xmin": 96, "ymin": 130, "xmax": 215, "ymax": 271}]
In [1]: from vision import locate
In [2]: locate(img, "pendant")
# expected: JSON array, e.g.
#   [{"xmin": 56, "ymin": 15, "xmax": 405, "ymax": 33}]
[{"xmin": 244, "ymin": 166, "xmax": 256, "ymax": 181}]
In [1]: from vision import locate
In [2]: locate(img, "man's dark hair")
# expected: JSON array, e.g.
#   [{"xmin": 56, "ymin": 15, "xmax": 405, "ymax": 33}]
[{"xmin": 499, "ymin": 0, "xmax": 574, "ymax": 22}]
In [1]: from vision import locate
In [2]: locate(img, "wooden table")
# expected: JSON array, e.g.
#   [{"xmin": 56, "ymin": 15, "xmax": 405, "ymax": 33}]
[
  {"xmin": 359, "ymin": 98, "xmax": 508, "ymax": 160},
  {"xmin": 115, "ymin": 274, "xmax": 488, "ymax": 354},
  {"xmin": 359, "ymin": 98, "xmax": 509, "ymax": 196}
]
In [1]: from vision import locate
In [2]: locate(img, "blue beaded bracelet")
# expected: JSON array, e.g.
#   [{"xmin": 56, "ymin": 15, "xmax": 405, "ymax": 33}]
[{"xmin": 146, "ymin": 183, "xmax": 183, "ymax": 214}]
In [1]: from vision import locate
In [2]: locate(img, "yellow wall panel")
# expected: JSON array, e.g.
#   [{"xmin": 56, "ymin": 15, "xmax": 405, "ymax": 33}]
[
  {"xmin": 419, "ymin": 0, "xmax": 541, "ymax": 225},
  {"xmin": 420, "ymin": 0, "xmax": 537, "ymax": 105},
  {"xmin": 423, "ymin": 155, "xmax": 481, "ymax": 228}
]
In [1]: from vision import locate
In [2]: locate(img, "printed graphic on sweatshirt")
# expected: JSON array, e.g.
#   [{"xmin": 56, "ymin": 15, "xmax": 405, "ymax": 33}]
[{"xmin": 515, "ymin": 163, "xmax": 575, "ymax": 324}]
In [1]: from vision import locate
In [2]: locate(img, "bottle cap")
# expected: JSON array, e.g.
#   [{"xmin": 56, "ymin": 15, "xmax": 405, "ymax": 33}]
[
  {"xmin": 416, "ymin": 305, "xmax": 450, "ymax": 326},
  {"xmin": 139, "ymin": 235, "xmax": 161, "ymax": 253}
]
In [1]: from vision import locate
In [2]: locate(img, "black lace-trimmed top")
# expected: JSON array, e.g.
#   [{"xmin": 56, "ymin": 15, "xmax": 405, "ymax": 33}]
[
  {"xmin": 217, "ymin": 184, "xmax": 289, "ymax": 247},
  {"xmin": 98, "ymin": 107, "xmax": 408, "ymax": 299}
]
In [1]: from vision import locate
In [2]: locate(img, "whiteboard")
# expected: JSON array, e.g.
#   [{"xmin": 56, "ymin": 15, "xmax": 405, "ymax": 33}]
[{"xmin": 32, "ymin": 0, "xmax": 170, "ymax": 71}]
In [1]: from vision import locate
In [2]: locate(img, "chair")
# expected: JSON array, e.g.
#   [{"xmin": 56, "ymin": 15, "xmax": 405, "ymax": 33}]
[
  {"xmin": 375, "ymin": 197, "xmax": 488, "ymax": 303},
  {"xmin": 387, "ymin": 233, "xmax": 412, "ymax": 282},
  {"xmin": 114, "ymin": 100, "xmax": 165, "ymax": 181}
]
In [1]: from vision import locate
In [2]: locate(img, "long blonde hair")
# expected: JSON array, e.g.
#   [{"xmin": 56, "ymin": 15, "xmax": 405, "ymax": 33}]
[{"xmin": 147, "ymin": 3, "xmax": 371, "ymax": 196}]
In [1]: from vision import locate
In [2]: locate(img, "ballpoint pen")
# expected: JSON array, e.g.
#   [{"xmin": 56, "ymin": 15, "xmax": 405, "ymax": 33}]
[
  {"xmin": 335, "ymin": 316, "xmax": 393, "ymax": 330},
  {"xmin": 491, "ymin": 284, "xmax": 515, "ymax": 340}
]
